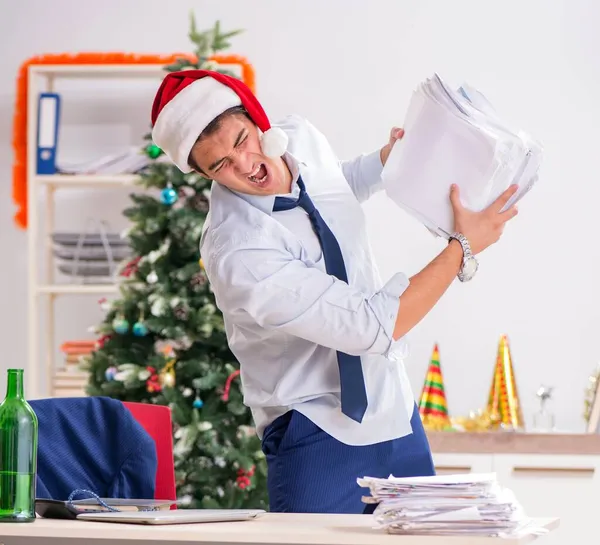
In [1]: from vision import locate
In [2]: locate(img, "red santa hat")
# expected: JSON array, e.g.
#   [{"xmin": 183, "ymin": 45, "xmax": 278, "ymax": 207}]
[{"xmin": 151, "ymin": 69, "xmax": 288, "ymax": 173}]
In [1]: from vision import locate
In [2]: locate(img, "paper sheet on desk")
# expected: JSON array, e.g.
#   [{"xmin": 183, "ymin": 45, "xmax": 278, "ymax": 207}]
[
  {"xmin": 358, "ymin": 473, "xmax": 549, "ymax": 538},
  {"xmin": 382, "ymin": 73, "xmax": 543, "ymax": 238}
]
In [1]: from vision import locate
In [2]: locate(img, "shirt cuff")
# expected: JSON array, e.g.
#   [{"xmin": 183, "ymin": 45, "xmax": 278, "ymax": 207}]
[
  {"xmin": 366, "ymin": 272, "xmax": 410, "ymax": 360},
  {"xmin": 361, "ymin": 148, "xmax": 385, "ymax": 187}
]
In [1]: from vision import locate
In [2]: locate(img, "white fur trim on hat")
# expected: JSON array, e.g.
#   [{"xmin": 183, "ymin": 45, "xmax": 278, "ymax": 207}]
[
  {"xmin": 261, "ymin": 127, "xmax": 288, "ymax": 158},
  {"xmin": 151, "ymin": 78, "xmax": 241, "ymax": 173}
]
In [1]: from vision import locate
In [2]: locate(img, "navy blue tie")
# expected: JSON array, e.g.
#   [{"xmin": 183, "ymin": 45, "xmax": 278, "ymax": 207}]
[{"xmin": 273, "ymin": 176, "xmax": 368, "ymax": 423}]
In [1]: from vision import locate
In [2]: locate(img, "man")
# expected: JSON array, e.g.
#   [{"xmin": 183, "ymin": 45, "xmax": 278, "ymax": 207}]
[{"xmin": 151, "ymin": 70, "xmax": 518, "ymax": 514}]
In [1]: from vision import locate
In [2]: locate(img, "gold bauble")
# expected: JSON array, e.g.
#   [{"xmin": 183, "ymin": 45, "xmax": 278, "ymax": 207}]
[{"xmin": 159, "ymin": 358, "xmax": 176, "ymax": 388}]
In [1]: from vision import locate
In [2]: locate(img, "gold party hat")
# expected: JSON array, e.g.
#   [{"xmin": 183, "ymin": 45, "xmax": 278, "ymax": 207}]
[{"xmin": 486, "ymin": 335, "xmax": 525, "ymax": 430}]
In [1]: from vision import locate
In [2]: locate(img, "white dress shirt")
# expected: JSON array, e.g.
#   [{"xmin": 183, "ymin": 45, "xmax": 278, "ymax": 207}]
[{"xmin": 200, "ymin": 114, "xmax": 416, "ymax": 446}]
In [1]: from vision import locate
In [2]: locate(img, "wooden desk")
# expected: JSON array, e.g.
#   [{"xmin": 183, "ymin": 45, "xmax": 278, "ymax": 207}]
[{"xmin": 0, "ymin": 513, "xmax": 558, "ymax": 545}]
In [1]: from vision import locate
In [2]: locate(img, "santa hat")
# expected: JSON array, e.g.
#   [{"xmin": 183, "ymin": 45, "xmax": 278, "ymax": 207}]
[{"xmin": 151, "ymin": 69, "xmax": 288, "ymax": 173}]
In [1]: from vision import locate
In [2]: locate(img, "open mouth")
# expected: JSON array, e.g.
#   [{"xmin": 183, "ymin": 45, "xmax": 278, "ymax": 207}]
[{"xmin": 248, "ymin": 163, "xmax": 268, "ymax": 185}]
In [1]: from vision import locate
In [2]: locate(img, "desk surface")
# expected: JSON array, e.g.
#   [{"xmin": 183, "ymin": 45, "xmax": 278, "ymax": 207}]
[{"xmin": 0, "ymin": 513, "xmax": 559, "ymax": 545}]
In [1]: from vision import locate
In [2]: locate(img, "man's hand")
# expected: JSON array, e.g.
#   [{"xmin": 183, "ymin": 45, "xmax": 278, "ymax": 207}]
[
  {"xmin": 380, "ymin": 127, "xmax": 404, "ymax": 166},
  {"xmin": 450, "ymin": 183, "xmax": 519, "ymax": 255}
]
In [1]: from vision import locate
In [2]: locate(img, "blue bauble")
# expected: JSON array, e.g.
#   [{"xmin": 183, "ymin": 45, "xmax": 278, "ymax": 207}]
[
  {"xmin": 105, "ymin": 366, "xmax": 118, "ymax": 381},
  {"xmin": 112, "ymin": 317, "xmax": 129, "ymax": 334},
  {"xmin": 160, "ymin": 187, "xmax": 178, "ymax": 205},
  {"xmin": 193, "ymin": 397, "xmax": 204, "ymax": 409},
  {"xmin": 132, "ymin": 321, "xmax": 149, "ymax": 337}
]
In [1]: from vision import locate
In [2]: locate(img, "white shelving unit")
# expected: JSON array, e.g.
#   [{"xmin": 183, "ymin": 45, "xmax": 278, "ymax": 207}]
[{"xmin": 27, "ymin": 64, "xmax": 166, "ymax": 399}]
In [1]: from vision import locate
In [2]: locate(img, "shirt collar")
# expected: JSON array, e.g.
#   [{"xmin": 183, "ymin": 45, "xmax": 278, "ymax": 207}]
[{"xmin": 233, "ymin": 151, "xmax": 306, "ymax": 216}]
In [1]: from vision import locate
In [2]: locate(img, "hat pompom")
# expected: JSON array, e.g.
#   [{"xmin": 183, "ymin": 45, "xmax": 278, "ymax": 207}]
[{"xmin": 261, "ymin": 127, "xmax": 288, "ymax": 158}]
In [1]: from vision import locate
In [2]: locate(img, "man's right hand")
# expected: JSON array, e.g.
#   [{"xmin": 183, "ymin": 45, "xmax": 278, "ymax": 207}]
[{"xmin": 449, "ymin": 183, "xmax": 519, "ymax": 255}]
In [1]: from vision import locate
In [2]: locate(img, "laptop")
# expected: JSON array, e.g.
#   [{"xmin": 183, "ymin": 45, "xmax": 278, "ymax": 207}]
[{"xmin": 76, "ymin": 508, "xmax": 266, "ymax": 525}]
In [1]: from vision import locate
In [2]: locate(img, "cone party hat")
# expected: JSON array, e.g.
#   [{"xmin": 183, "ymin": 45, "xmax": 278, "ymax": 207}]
[
  {"xmin": 486, "ymin": 334, "xmax": 525, "ymax": 430},
  {"xmin": 418, "ymin": 344, "xmax": 452, "ymax": 430}
]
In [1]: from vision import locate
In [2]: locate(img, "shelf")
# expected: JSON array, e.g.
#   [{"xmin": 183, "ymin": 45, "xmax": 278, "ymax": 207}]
[
  {"xmin": 27, "ymin": 62, "xmax": 161, "ymax": 399},
  {"xmin": 35, "ymin": 174, "xmax": 140, "ymax": 188},
  {"xmin": 37, "ymin": 284, "xmax": 119, "ymax": 295},
  {"xmin": 29, "ymin": 64, "xmax": 166, "ymax": 79}
]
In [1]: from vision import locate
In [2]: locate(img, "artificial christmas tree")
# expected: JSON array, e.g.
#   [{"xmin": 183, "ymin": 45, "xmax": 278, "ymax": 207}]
[
  {"xmin": 83, "ymin": 16, "xmax": 268, "ymax": 510},
  {"xmin": 418, "ymin": 344, "xmax": 453, "ymax": 431}
]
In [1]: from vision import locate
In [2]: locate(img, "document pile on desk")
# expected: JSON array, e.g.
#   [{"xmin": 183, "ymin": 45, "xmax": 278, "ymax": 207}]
[
  {"xmin": 382, "ymin": 73, "xmax": 543, "ymax": 238},
  {"xmin": 358, "ymin": 473, "xmax": 548, "ymax": 538}
]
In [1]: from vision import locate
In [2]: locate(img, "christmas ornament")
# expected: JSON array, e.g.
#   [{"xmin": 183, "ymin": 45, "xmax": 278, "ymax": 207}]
[
  {"xmin": 146, "ymin": 366, "xmax": 162, "ymax": 393},
  {"xmin": 222, "ymin": 370, "xmax": 241, "ymax": 401},
  {"xmin": 112, "ymin": 313, "xmax": 129, "ymax": 334},
  {"xmin": 418, "ymin": 344, "xmax": 452, "ymax": 431},
  {"xmin": 132, "ymin": 321, "xmax": 148, "ymax": 336},
  {"xmin": 132, "ymin": 309, "xmax": 149, "ymax": 337},
  {"xmin": 105, "ymin": 366, "xmax": 118, "ymax": 381},
  {"xmin": 236, "ymin": 476, "xmax": 251, "ymax": 489},
  {"xmin": 159, "ymin": 359, "xmax": 176, "ymax": 388},
  {"xmin": 160, "ymin": 183, "xmax": 178, "ymax": 205},
  {"xmin": 235, "ymin": 465, "xmax": 255, "ymax": 490},
  {"xmin": 145, "ymin": 143, "xmax": 163, "ymax": 159},
  {"xmin": 486, "ymin": 334, "xmax": 525, "ymax": 430},
  {"xmin": 120, "ymin": 256, "xmax": 141, "ymax": 278},
  {"xmin": 193, "ymin": 390, "xmax": 204, "ymax": 408},
  {"xmin": 95, "ymin": 334, "xmax": 112, "ymax": 349}
]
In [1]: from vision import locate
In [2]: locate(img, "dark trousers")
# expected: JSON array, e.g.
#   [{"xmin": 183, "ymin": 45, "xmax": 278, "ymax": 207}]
[{"xmin": 261, "ymin": 403, "xmax": 435, "ymax": 514}]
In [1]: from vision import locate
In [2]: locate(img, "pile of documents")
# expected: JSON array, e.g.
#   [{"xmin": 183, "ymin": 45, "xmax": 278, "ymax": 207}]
[
  {"xmin": 57, "ymin": 146, "xmax": 163, "ymax": 175},
  {"xmin": 358, "ymin": 473, "xmax": 548, "ymax": 538},
  {"xmin": 382, "ymin": 73, "xmax": 543, "ymax": 237}
]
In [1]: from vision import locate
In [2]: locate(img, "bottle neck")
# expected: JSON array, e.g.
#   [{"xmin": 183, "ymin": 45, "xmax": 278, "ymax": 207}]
[{"xmin": 6, "ymin": 369, "xmax": 25, "ymax": 399}]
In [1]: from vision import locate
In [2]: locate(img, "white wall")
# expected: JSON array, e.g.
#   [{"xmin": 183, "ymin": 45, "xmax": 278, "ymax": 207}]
[{"xmin": 1, "ymin": 0, "xmax": 598, "ymax": 432}]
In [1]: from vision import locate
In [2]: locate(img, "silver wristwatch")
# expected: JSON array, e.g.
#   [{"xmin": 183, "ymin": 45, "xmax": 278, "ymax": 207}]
[{"xmin": 449, "ymin": 232, "xmax": 478, "ymax": 282}]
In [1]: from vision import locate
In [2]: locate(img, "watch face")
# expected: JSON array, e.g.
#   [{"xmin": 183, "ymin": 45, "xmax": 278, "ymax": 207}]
[{"xmin": 463, "ymin": 257, "xmax": 478, "ymax": 278}]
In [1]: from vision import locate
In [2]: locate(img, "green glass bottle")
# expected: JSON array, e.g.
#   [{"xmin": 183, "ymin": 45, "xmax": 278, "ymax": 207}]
[{"xmin": 0, "ymin": 369, "xmax": 38, "ymax": 522}]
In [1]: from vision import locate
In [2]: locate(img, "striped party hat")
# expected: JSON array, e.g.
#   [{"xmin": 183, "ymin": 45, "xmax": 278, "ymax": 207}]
[{"xmin": 418, "ymin": 344, "xmax": 451, "ymax": 429}]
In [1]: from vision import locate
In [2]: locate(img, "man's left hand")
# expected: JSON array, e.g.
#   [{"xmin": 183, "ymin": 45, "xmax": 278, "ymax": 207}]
[{"xmin": 380, "ymin": 127, "xmax": 405, "ymax": 166}]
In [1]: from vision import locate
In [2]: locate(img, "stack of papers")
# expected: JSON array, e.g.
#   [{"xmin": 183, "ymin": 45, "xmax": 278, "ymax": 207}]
[
  {"xmin": 382, "ymin": 73, "xmax": 543, "ymax": 237},
  {"xmin": 358, "ymin": 473, "xmax": 548, "ymax": 538},
  {"xmin": 57, "ymin": 146, "xmax": 168, "ymax": 175}
]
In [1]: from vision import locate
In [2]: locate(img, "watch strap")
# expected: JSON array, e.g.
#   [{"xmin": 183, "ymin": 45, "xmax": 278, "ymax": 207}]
[{"xmin": 450, "ymin": 232, "xmax": 473, "ymax": 258}]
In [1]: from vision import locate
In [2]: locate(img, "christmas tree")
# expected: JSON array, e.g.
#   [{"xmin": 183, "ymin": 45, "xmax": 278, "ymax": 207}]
[{"xmin": 83, "ymin": 15, "xmax": 268, "ymax": 510}]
